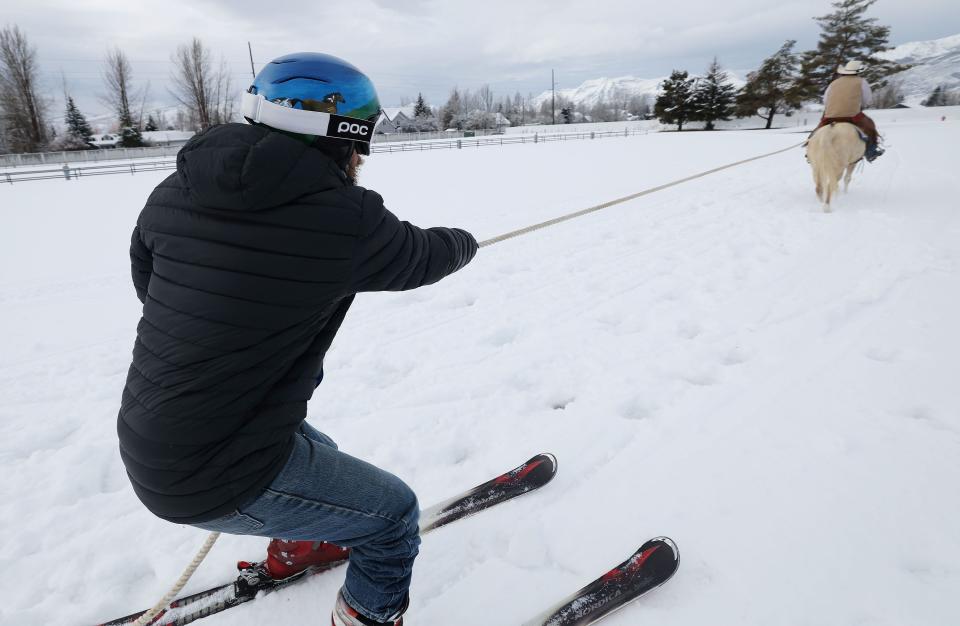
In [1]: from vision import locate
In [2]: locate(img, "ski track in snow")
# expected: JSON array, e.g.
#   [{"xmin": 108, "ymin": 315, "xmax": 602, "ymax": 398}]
[{"xmin": 1, "ymin": 108, "xmax": 959, "ymax": 626}]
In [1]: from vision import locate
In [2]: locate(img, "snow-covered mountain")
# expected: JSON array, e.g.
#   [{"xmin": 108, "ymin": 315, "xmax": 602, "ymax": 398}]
[
  {"xmin": 878, "ymin": 33, "xmax": 960, "ymax": 104},
  {"xmin": 532, "ymin": 71, "xmax": 746, "ymax": 110},
  {"xmin": 532, "ymin": 76, "xmax": 666, "ymax": 109}
]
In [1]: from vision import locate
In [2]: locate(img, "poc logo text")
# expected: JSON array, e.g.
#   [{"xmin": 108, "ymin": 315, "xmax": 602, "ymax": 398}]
[{"xmin": 337, "ymin": 122, "xmax": 369, "ymax": 136}]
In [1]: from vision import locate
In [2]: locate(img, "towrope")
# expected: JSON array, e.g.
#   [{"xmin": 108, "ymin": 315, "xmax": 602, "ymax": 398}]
[{"xmin": 337, "ymin": 122, "xmax": 369, "ymax": 136}]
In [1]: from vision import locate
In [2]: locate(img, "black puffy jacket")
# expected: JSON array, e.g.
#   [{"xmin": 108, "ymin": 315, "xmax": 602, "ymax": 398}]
[{"xmin": 119, "ymin": 123, "xmax": 477, "ymax": 523}]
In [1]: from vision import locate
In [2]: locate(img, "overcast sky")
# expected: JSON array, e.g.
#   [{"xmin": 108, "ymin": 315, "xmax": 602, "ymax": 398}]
[{"xmin": 6, "ymin": 0, "xmax": 960, "ymax": 123}]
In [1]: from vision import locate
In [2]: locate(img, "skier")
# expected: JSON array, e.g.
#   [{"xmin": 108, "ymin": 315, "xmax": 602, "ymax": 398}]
[
  {"xmin": 816, "ymin": 60, "xmax": 884, "ymax": 161},
  {"xmin": 118, "ymin": 52, "xmax": 478, "ymax": 626}
]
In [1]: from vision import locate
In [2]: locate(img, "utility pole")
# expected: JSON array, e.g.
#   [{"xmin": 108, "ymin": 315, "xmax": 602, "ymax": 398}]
[
  {"xmin": 551, "ymin": 69, "xmax": 556, "ymax": 126},
  {"xmin": 247, "ymin": 42, "xmax": 256, "ymax": 78}
]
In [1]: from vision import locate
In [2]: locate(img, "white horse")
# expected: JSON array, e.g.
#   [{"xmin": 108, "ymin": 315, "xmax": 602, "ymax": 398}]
[{"xmin": 805, "ymin": 122, "xmax": 866, "ymax": 211}]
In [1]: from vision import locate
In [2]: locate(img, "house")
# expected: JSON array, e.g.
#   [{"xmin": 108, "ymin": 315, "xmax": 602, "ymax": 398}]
[
  {"xmin": 142, "ymin": 130, "xmax": 195, "ymax": 147},
  {"xmin": 378, "ymin": 104, "xmax": 438, "ymax": 133},
  {"xmin": 378, "ymin": 105, "xmax": 417, "ymax": 134}
]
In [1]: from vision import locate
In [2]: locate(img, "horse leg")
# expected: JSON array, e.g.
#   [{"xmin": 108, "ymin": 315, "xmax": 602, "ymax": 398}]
[{"xmin": 843, "ymin": 162, "xmax": 856, "ymax": 192}]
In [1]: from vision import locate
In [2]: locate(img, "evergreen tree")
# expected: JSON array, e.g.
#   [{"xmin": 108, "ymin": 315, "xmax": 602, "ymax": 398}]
[
  {"xmin": 60, "ymin": 96, "xmax": 93, "ymax": 150},
  {"xmin": 694, "ymin": 58, "xmax": 737, "ymax": 130},
  {"xmin": 922, "ymin": 85, "xmax": 944, "ymax": 107},
  {"xmin": 144, "ymin": 114, "xmax": 159, "ymax": 132},
  {"xmin": 735, "ymin": 40, "xmax": 804, "ymax": 129},
  {"xmin": 654, "ymin": 70, "xmax": 696, "ymax": 131},
  {"xmin": 797, "ymin": 0, "xmax": 908, "ymax": 99},
  {"xmin": 413, "ymin": 92, "xmax": 431, "ymax": 118},
  {"xmin": 120, "ymin": 125, "xmax": 143, "ymax": 148}
]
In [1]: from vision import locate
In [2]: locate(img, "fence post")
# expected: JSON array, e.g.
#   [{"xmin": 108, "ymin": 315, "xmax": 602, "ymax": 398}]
[
  {"xmin": 457, "ymin": 140, "xmax": 462, "ymax": 149},
  {"xmin": 5, "ymin": 172, "xmax": 11, "ymax": 184},
  {"xmin": 591, "ymin": 131, "xmax": 595, "ymax": 139},
  {"xmin": 534, "ymin": 133, "xmax": 538, "ymax": 144},
  {"xmin": 63, "ymin": 164, "xmax": 71, "ymax": 181},
  {"xmin": 130, "ymin": 163, "xmax": 136, "ymax": 175}
]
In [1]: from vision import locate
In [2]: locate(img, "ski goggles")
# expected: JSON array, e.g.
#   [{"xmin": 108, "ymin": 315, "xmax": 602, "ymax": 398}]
[{"xmin": 242, "ymin": 91, "xmax": 382, "ymax": 153}]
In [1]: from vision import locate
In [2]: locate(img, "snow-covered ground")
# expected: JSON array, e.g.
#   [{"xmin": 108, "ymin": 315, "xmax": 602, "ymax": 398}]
[{"xmin": 1, "ymin": 109, "xmax": 959, "ymax": 626}]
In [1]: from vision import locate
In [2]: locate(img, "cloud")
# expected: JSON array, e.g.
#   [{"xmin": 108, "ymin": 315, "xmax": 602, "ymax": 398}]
[{"xmin": 6, "ymin": 0, "xmax": 959, "ymax": 121}]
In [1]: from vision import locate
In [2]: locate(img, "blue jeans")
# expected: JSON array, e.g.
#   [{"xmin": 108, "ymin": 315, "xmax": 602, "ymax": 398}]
[{"xmin": 193, "ymin": 422, "xmax": 420, "ymax": 622}]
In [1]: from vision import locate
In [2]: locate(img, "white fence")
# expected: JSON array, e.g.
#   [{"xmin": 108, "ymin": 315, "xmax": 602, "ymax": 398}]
[
  {"xmin": 0, "ymin": 144, "xmax": 186, "ymax": 168},
  {"xmin": 1, "ymin": 128, "xmax": 653, "ymax": 184},
  {"xmin": 0, "ymin": 129, "xmax": 511, "ymax": 169}
]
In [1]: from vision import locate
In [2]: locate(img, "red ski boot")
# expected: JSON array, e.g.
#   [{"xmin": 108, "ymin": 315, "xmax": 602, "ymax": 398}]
[{"xmin": 265, "ymin": 538, "xmax": 350, "ymax": 579}]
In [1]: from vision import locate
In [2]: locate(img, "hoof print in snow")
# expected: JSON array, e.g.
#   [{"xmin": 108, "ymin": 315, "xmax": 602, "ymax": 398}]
[
  {"xmin": 485, "ymin": 327, "xmax": 518, "ymax": 347},
  {"xmin": 677, "ymin": 320, "xmax": 702, "ymax": 339},
  {"xmin": 679, "ymin": 370, "xmax": 718, "ymax": 386},
  {"xmin": 619, "ymin": 398, "xmax": 654, "ymax": 420},
  {"xmin": 447, "ymin": 293, "xmax": 477, "ymax": 308},
  {"xmin": 721, "ymin": 346, "xmax": 750, "ymax": 366}
]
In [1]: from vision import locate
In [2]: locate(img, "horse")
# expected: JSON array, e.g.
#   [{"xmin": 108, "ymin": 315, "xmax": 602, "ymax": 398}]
[{"xmin": 805, "ymin": 122, "xmax": 866, "ymax": 211}]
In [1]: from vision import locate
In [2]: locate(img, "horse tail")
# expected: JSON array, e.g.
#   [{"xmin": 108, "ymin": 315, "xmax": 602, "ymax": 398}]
[
  {"xmin": 822, "ymin": 127, "xmax": 843, "ymax": 205},
  {"xmin": 809, "ymin": 124, "xmax": 844, "ymax": 206}
]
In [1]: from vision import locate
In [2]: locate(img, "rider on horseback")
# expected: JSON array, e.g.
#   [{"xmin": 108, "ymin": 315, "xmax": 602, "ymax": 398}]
[{"xmin": 816, "ymin": 60, "xmax": 884, "ymax": 162}]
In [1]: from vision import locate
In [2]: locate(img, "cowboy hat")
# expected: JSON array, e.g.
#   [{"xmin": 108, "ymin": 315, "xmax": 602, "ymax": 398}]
[{"xmin": 837, "ymin": 60, "xmax": 864, "ymax": 75}]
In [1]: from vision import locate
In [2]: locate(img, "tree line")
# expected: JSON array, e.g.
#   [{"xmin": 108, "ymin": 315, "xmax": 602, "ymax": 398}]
[
  {"xmin": 398, "ymin": 83, "xmax": 654, "ymax": 133},
  {"xmin": 654, "ymin": 0, "xmax": 927, "ymax": 131},
  {"xmin": 0, "ymin": 28, "xmax": 234, "ymax": 154},
  {"xmin": 2, "ymin": 0, "xmax": 956, "ymax": 153}
]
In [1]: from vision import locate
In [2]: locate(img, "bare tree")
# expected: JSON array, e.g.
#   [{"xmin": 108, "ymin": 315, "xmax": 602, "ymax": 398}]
[
  {"xmin": 102, "ymin": 47, "xmax": 146, "ymax": 146},
  {"xmin": 0, "ymin": 25, "xmax": 48, "ymax": 153},
  {"xmin": 102, "ymin": 47, "xmax": 137, "ymax": 128},
  {"xmin": 477, "ymin": 84, "xmax": 494, "ymax": 112},
  {"xmin": 171, "ymin": 37, "xmax": 235, "ymax": 130},
  {"xmin": 136, "ymin": 81, "xmax": 151, "ymax": 130}
]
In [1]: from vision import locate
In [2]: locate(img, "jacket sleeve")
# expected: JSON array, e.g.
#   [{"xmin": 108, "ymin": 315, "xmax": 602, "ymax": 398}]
[
  {"xmin": 130, "ymin": 225, "xmax": 153, "ymax": 304},
  {"xmin": 348, "ymin": 189, "xmax": 477, "ymax": 293}
]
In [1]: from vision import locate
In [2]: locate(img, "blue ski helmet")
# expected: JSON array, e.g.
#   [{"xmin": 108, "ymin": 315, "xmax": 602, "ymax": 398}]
[{"xmin": 241, "ymin": 52, "xmax": 381, "ymax": 155}]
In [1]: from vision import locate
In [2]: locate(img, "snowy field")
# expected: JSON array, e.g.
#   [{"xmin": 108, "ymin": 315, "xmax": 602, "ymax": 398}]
[{"xmin": 1, "ymin": 110, "xmax": 959, "ymax": 626}]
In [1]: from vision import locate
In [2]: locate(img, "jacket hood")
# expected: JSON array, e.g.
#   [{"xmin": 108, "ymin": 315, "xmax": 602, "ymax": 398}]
[{"xmin": 176, "ymin": 123, "xmax": 347, "ymax": 211}]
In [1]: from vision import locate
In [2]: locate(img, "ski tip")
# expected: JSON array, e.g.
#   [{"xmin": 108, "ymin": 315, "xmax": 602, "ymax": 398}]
[
  {"xmin": 644, "ymin": 536, "xmax": 680, "ymax": 572},
  {"xmin": 529, "ymin": 453, "xmax": 558, "ymax": 482},
  {"xmin": 536, "ymin": 452, "xmax": 558, "ymax": 472}
]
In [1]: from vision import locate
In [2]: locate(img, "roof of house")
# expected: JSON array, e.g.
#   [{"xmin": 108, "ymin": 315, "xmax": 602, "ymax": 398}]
[
  {"xmin": 141, "ymin": 130, "xmax": 195, "ymax": 143},
  {"xmin": 381, "ymin": 104, "xmax": 418, "ymax": 121}
]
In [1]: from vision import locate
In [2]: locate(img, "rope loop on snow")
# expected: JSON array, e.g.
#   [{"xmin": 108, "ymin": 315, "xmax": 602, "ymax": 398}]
[
  {"xmin": 478, "ymin": 141, "xmax": 802, "ymax": 248},
  {"xmin": 133, "ymin": 531, "xmax": 221, "ymax": 626}
]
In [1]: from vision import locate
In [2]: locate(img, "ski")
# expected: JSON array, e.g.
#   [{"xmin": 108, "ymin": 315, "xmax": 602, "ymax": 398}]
[
  {"xmin": 96, "ymin": 452, "xmax": 558, "ymax": 626},
  {"xmin": 524, "ymin": 537, "xmax": 679, "ymax": 626}
]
